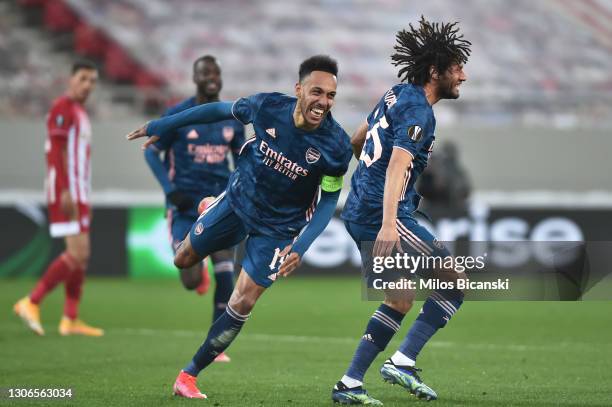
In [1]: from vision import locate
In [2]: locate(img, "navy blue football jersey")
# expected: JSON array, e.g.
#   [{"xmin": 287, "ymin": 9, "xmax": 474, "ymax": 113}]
[
  {"xmin": 153, "ymin": 97, "xmax": 245, "ymax": 195},
  {"xmin": 229, "ymin": 92, "xmax": 351, "ymax": 239},
  {"xmin": 342, "ymin": 84, "xmax": 436, "ymax": 225}
]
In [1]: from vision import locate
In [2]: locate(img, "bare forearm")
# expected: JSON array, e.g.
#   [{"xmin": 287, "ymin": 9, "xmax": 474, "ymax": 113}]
[
  {"xmin": 351, "ymin": 121, "xmax": 368, "ymax": 159},
  {"xmin": 382, "ymin": 149, "xmax": 413, "ymax": 226},
  {"xmin": 382, "ymin": 168, "xmax": 403, "ymax": 226}
]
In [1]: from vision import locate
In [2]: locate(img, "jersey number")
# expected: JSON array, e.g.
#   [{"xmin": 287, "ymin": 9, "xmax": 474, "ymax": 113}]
[
  {"xmin": 269, "ymin": 247, "xmax": 288, "ymax": 271},
  {"xmin": 359, "ymin": 115, "xmax": 388, "ymax": 167}
]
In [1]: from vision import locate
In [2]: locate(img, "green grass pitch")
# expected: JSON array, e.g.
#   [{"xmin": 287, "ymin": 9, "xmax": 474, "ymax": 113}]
[{"xmin": 1, "ymin": 277, "xmax": 611, "ymax": 406}]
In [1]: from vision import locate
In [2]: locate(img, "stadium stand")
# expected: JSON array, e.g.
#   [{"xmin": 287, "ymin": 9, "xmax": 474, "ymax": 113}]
[
  {"xmin": 0, "ymin": 0, "xmax": 166, "ymax": 118},
  {"xmin": 0, "ymin": 2, "xmax": 66, "ymax": 117},
  {"xmin": 2, "ymin": 0, "xmax": 611, "ymax": 127}
]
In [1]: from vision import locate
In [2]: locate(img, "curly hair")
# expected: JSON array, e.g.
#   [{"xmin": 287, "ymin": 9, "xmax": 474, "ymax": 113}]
[{"xmin": 391, "ymin": 16, "xmax": 471, "ymax": 85}]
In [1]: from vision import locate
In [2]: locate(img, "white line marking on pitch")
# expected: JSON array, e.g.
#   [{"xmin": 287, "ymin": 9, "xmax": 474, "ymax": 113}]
[
  {"xmin": 2, "ymin": 323, "xmax": 607, "ymax": 353},
  {"xmin": 110, "ymin": 327, "xmax": 605, "ymax": 353}
]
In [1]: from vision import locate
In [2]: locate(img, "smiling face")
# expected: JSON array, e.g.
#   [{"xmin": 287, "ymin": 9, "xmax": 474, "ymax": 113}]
[
  {"xmin": 68, "ymin": 68, "xmax": 98, "ymax": 104},
  {"xmin": 437, "ymin": 63, "xmax": 467, "ymax": 100},
  {"xmin": 193, "ymin": 58, "xmax": 222, "ymax": 99},
  {"xmin": 294, "ymin": 70, "xmax": 337, "ymax": 130}
]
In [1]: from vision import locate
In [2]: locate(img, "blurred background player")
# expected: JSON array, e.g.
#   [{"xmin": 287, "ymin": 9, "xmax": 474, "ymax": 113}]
[
  {"xmin": 144, "ymin": 55, "xmax": 244, "ymax": 362},
  {"xmin": 332, "ymin": 17, "xmax": 471, "ymax": 404},
  {"xmin": 418, "ymin": 141, "xmax": 471, "ymax": 213},
  {"xmin": 13, "ymin": 60, "xmax": 103, "ymax": 337}
]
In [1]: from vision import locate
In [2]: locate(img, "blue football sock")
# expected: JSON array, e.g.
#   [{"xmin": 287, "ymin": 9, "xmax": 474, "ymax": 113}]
[
  {"xmin": 398, "ymin": 289, "xmax": 463, "ymax": 362},
  {"xmin": 184, "ymin": 305, "xmax": 248, "ymax": 376},
  {"xmin": 212, "ymin": 262, "xmax": 234, "ymax": 322},
  {"xmin": 345, "ymin": 303, "xmax": 405, "ymax": 383}
]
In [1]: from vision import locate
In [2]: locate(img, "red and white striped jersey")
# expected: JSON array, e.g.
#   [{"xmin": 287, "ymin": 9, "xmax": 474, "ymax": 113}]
[{"xmin": 45, "ymin": 95, "xmax": 92, "ymax": 205}]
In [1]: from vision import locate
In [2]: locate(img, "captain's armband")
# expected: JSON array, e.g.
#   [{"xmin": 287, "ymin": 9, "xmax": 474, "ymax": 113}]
[{"xmin": 321, "ymin": 175, "xmax": 343, "ymax": 193}]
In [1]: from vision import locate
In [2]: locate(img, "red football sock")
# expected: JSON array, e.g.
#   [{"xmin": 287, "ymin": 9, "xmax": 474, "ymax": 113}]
[
  {"xmin": 64, "ymin": 266, "xmax": 84, "ymax": 320},
  {"xmin": 30, "ymin": 252, "xmax": 76, "ymax": 304}
]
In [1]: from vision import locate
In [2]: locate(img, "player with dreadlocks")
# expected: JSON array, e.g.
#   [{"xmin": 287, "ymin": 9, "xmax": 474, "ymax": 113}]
[{"xmin": 332, "ymin": 16, "xmax": 471, "ymax": 404}]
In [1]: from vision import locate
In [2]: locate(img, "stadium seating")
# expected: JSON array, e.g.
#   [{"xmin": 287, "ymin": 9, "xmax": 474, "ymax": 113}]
[
  {"xmin": 2, "ymin": 0, "xmax": 611, "ymax": 126},
  {"xmin": 0, "ymin": 4, "xmax": 66, "ymax": 116}
]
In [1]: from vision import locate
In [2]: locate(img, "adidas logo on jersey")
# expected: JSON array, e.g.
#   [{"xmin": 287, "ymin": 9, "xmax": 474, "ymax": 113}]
[
  {"xmin": 266, "ymin": 128, "xmax": 276, "ymax": 138},
  {"xmin": 187, "ymin": 129, "xmax": 199, "ymax": 139}
]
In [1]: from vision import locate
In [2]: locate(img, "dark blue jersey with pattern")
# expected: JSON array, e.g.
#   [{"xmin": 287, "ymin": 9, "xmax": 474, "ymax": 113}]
[
  {"xmin": 153, "ymin": 97, "xmax": 245, "ymax": 195},
  {"xmin": 342, "ymin": 84, "xmax": 436, "ymax": 225},
  {"xmin": 229, "ymin": 92, "xmax": 351, "ymax": 239}
]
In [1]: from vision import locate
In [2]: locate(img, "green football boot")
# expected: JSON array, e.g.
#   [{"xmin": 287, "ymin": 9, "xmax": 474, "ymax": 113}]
[
  {"xmin": 380, "ymin": 359, "xmax": 437, "ymax": 401},
  {"xmin": 332, "ymin": 381, "xmax": 383, "ymax": 405}
]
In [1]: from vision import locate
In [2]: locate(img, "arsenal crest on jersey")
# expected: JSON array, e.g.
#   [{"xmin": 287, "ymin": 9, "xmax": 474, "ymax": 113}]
[
  {"xmin": 223, "ymin": 126, "xmax": 234, "ymax": 142},
  {"xmin": 305, "ymin": 147, "xmax": 321, "ymax": 164}
]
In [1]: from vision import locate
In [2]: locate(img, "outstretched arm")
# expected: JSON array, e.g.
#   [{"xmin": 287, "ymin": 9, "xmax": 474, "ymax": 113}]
[
  {"xmin": 127, "ymin": 101, "xmax": 234, "ymax": 149},
  {"xmin": 278, "ymin": 176, "xmax": 343, "ymax": 277}
]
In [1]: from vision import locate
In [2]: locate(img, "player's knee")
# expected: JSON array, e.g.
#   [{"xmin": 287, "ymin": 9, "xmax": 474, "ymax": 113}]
[
  {"xmin": 174, "ymin": 244, "xmax": 200, "ymax": 269},
  {"xmin": 384, "ymin": 298, "xmax": 413, "ymax": 314},
  {"xmin": 174, "ymin": 254, "xmax": 197, "ymax": 269},
  {"xmin": 67, "ymin": 247, "xmax": 90, "ymax": 269},
  {"xmin": 65, "ymin": 234, "xmax": 90, "ymax": 269},
  {"xmin": 174, "ymin": 252, "xmax": 188, "ymax": 269},
  {"xmin": 442, "ymin": 268, "xmax": 467, "ymax": 298}
]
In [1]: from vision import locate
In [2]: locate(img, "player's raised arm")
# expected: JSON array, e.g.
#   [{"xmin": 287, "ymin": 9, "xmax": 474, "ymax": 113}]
[
  {"xmin": 278, "ymin": 175, "xmax": 343, "ymax": 277},
  {"xmin": 351, "ymin": 120, "xmax": 369, "ymax": 159},
  {"xmin": 126, "ymin": 101, "xmax": 235, "ymax": 149},
  {"xmin": 372, "ymin": 148, "xmax": 413, "ymax": 258}
]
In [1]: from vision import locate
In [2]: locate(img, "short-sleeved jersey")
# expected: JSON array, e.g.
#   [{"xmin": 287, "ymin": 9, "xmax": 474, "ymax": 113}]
[
  {"xmin": 342, "ymin": 84, "xmax": 436, "ymax": 225},
  {"xmin": 229, "ymin": 92, "xmax": 351, "ymax": 239},
  {"xmin": 45, "ymin": 95, "xmax": 92, "ymax": 205},
  {"xmin": 153, "ymin": 97, "xmax": 245, "ymax": 194}
]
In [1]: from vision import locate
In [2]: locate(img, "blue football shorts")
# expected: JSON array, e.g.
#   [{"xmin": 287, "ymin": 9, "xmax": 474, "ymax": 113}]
[
  {"xmin": 344, "ymin": 216, "xmax": 451, "ymax": 286},
  {"xmin": 188, "ymin": 192, "xmax": 293, "ymax": 288}
]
